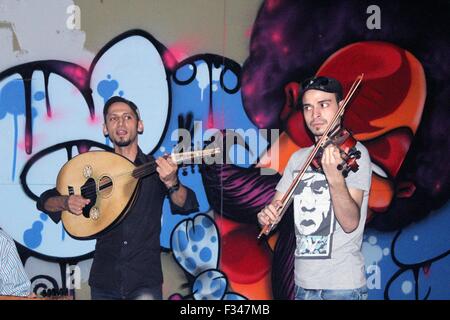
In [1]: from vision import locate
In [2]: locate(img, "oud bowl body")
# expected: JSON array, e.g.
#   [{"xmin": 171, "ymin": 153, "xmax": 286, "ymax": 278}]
[{"xmin": 57, "ymin": 151, "xmax": 139, "ymax": 239}]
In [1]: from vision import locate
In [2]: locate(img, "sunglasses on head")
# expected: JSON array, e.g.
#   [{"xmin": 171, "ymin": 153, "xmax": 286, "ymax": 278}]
[{"xmin": 301, "ymin": 76, "xmax": 330, "ymax": 91}]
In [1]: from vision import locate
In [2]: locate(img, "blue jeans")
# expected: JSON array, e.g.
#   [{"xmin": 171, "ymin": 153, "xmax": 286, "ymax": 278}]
[
  {"xmin": 295, "ymin": 285, "xmax": 368, "ymax": 300},
  {"xmin": 91, "ymin": 285, "xmax": 163, "ymax": 300}
]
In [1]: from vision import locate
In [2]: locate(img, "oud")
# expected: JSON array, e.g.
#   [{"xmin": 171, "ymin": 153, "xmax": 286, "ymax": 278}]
[{"xmin": 57, "ymin": 148, "xmax": 219, "ymax": 239}]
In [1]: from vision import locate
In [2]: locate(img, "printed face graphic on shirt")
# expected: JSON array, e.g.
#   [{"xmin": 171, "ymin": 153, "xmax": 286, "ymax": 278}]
[
  {"xmin": 294, "ymin": 172, "xmax": 332, "ymax": 235},
  {"xmin": 293, "ymin": 171, "xmax": 335, "ymax": 258}
]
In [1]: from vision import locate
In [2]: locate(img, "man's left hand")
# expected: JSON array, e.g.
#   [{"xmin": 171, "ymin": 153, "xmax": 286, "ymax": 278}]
[
  {"xmin": 155, "ymin": 155, "xmax": 179, "ymax": 188},
  {"xmin": 321, "ymin": 145, "xmax": 345, "ymax": 185}
]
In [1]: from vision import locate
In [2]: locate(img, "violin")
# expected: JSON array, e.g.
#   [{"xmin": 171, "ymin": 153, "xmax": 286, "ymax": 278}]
[
  {"xmin": 311, "ymin": 127, "xmax": 361, "ymax": 178},
  {"xmin": 257, "ymin": 73, "xmax": 364, "ymax": 239}
]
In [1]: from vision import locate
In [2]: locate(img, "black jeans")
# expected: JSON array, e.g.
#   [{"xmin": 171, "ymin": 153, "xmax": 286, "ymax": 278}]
[{"xmin": 91, "ymin": 285, "xmax": 163, "ymax": 300}]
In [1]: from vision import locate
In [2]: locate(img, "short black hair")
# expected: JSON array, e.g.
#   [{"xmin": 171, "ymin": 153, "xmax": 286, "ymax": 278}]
[
  {"xmin": 299, "ymin": 76, "xmax": 343, "ymax": 105},
  {"xmin": 103, "ymin": 96, "xmax": 141, "ymax": 120}
]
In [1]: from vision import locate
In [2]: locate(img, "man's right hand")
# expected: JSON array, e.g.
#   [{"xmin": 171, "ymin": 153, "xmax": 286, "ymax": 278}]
[
  {"xmin": 65, "ymin": 195, "xmax": 90, "ymax": 215},
  {"xmin": 257, "ymin": 200, "xmax": 282, "ymax": 228}
]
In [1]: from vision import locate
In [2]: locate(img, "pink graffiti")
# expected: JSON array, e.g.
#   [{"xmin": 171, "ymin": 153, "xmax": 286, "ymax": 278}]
[
  {"xmin": 61, "ymin": 65, "xmax": 88, "ymax": 88},
  {"xmin": 164, "ymin": 38, "xmax": 202, "ymax": 69},
  {"xmin": 43, "ymin": 108, "xmax": 64, "ymax": 122},
  {"xmin": 87, "ymin": 114, "xmax": 101, "ymax": 126},
  {"xmin": 18, "ymin": 134, "xmax": 44, "ymax": 154},
  {"xmin": 266, "ymin": 0, "xmax": 281, "ymax": 12}
]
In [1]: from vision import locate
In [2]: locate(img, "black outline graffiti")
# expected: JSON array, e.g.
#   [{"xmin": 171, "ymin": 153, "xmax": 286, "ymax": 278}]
[
  {"xmin": 20, "ymin": 140, "xmax": 113, "ymax": 202},
  {"xmin": 0, "ymin": 29, "xmax": 176, "ymax": 259},
  {"xmin": 167, "ymin": 213, "xmax": 247, "ymax": 300},
  {"xmin": 88, "ymin": 29, "xmax": 174, "ymax": 156},
  {"xmin": 385, "ymin": 229, "xmax": 450, "ymax": 300},
  {"xmin": 173, "ymin": 53, "xmax": 241, "ymax": 94},
  {"xmin": 0, "ymin": 29, "xmax": 251, "ymax": 297},
  {"xmin": 0, "ymin": 61, "xmax": 94, "ymax": 155}
]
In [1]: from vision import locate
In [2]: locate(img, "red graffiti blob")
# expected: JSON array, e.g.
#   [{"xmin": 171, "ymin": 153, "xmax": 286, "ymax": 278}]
[{"xmin": 216, "ymin": 215, "xmax": 271, "ymax": 285}]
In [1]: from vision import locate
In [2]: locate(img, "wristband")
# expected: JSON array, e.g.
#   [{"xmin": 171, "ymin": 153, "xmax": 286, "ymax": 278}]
[
  {"xmin": 167, "ymin": 182, "xmax": 180, "ymax": 195},
  {"xmin": 64, "ymin": 196, "xmax": 70, "ymax": 210}
]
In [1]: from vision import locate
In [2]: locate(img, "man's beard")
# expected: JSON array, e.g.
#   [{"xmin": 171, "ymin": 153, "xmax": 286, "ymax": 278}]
[
  {"xmin": 309, "ymin": 125, "xmax": 326, "ymax": 137},
  {"xmin": 309, "ymin": 120, "xmax": 341, "ymax": 137},
  {"xmin": 113, "ymin": 137, "xmax": 132, "ymax": 147},
  {"xmin": 308, "ymin": 120, "xmax": 327, "ymax": 135}
]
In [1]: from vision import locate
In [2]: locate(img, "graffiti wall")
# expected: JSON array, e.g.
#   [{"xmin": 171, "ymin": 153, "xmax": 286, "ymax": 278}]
[{"xmin": 0, "ymin": 0, "xmax": 448, "ymax": 300}]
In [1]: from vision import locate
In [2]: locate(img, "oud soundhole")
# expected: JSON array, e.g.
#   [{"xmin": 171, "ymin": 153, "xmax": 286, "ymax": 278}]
[{"xmin": 98, "ymin": 175, "xmax": 113, "ymax": 198}]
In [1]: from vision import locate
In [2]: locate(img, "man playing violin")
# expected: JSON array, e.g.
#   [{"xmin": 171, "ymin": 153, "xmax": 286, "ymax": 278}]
[
  {"xmin": 257, "ymin": 76, "xmax": 372, "ymax": 300},
  {"xmin": 37, "ymin": 96, "xmax": 199, "ymax": 300}
]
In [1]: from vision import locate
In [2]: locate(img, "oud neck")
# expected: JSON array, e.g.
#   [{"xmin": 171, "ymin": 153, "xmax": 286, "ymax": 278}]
[
  {"xmin": 131, "ymin": 148, "xmax": 220, "ymax": 179},
  {"xmin": 132, "ymin": 161, "xmax": 157, "ymax": 179}
]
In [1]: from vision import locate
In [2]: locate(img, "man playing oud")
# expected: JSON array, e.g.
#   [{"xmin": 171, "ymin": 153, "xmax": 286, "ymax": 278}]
[{"xmin": 38, "ymin": 96, "xmax": 199, "ymax": 300}]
